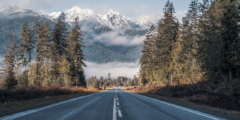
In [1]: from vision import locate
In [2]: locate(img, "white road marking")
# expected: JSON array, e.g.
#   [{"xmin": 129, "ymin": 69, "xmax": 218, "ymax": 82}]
[
  {"xmin": 113, "ymin": 98, "xmax": 117, "ymax": 120},
  {"xmin": 116, "ymin": 98, "xmax": 118, "ymax": 100},
  {"xmin": 61, "ymin": 96, "xmax": 103, "ymax": 120},
  {"xmin": 126, "ymin": 91, "xmax": 225, "ymax": 120},
  {"xmin": 0, "ymin": 92, "xmax": 103, "ymax": 120},
  {"xmin": 118, "ymin": 110, "xmax": 122, "ymax": 117},
  {"xmin": 117, "ymin": 102, "xmax": 119, "ymax": 106}
]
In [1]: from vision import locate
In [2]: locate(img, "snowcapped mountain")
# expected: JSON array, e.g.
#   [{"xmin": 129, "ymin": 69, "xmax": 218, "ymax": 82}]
[
  {"xmin": 0, "ymin": 5, "xmax": 38, "ymax": 18},
  {"xmin": 100, "ymin": 9, "xmax": 129, "ymax": 29},
  {"xmin": 46, "ymin": 6, "xmax": 152, "ymax": 29},
  {"xmin": 0, "ymin": 5, "xmax": 153, "ymax": 29},
  {"xmin": 65, "ymin": 7, "xmax": 99, "ymax": 24},
  {"xmin": 0, "ymin": 5, "xmax": 151, "ymax": 63}
]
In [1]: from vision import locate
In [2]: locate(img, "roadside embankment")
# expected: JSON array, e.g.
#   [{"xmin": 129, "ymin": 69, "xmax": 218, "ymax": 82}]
[
  {"xmin": 125, "ymin": 80, "xmax": 240, "ymax": 120},
  {"xmin": 0, "ymin": 87, "xmax": 106, "ymax": 117}
]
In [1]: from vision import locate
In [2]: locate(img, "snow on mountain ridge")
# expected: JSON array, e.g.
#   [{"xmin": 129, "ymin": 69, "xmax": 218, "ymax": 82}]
[
  {"xmin": 0, "ymin": 5, "xmax": 152, "ymax": 29},
  {"xmin": 100, "ymin": 9, "xmax": 129, "ymax": 29},
  {"xmin": 64, "ymin": 6, "xmax": 100, "ymax": 25},
  {"xmin": 47, "ymin": 6, "xmax": 152, "ymax": 29},
  {"xmin": 0, "ymin": 5, "xmax": 38, "ymax": 17}
]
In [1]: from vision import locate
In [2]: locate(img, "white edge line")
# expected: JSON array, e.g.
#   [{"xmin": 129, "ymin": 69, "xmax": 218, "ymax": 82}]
[
  {"xmin": 125, "ymin": 91, "xmax": 225, "ymax": 120},
  {"xmin": 113, "ymin": 98, "xmax": 117, "ymax": 120},
  {"xmin": 118, "ymin": 110, "xmax": 122, "ymax": 117},
  {"xmin": 0, "ymin": 91, "xmax": 104, "ymax": 120}
]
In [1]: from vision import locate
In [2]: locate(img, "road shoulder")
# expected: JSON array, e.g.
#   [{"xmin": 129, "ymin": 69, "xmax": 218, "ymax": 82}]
[
  {"xmin": 136, "ymin": 93, "xmax": 240, "ymax": 120},
  {"xmin": 0, "ymin": 92, "xmax": 95, "ymax": 117}
]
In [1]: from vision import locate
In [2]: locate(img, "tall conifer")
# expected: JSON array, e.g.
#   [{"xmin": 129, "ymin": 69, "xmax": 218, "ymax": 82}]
[
  {"xmin": 155, "ymin": 0, "xmax": 179, "ymax": 85},
  {"xmin": 1, "ymin": 31, "xmax": 18, "ymax": 89},
  {"xmin": 68, "ymin": 17, "xmax": 86, "ymax": 87},
  {"xmin": 139, "ymin": 25, "xmax": 156, "ymax": 85},
  {"xmin": 51, "ymin": 14, "xmax": 68, "ymax": 85},
  {"xmin": 197, "ymin": 0, "xmax": 240, "ymax": 83},
  {"xmin": 17, "ymin": 21, "xmax": 34, "ymax": 87}
]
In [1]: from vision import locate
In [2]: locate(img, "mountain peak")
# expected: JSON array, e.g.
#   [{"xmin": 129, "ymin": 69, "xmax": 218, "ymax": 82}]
[
  {"xmin": 107, "ymin": 9, "xmax": 119, "ymax": 15},
  {"xmin": 67, "ymin": 6, "xmax": 82, "ymax": 12},
  {"xmin": 0, "ymin": 4, "xmax": 38, "ymax": 17},
  {"xmin": 65, "ymin": 6, "xmax": 95, "ymax": 15},
  {"xmin": 7, "ymin": 4, "xmax": 22, "ymax": 12},
  {"xmin": 63, "ymin": 6, "xmax": 96, "ymax": 24}
]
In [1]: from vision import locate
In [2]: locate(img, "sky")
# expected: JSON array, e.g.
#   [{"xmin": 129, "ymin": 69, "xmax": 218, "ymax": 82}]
[{"xmin": 0, "ymin": 0, "xmax": 193, "ymax": 19}]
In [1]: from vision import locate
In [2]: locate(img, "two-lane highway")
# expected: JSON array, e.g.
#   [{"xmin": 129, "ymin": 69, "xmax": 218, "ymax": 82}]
[{"xmin": 0, "ymin": 88, "xmax": 226, "ymax": 120}]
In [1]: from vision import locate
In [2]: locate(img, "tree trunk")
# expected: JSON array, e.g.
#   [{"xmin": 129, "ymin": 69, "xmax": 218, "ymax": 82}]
[{"xmin": 36, "ymin": 34, "xmax": 39, "ymax": 87}]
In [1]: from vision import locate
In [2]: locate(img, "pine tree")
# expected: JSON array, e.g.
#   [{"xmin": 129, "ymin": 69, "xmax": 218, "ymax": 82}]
[
  {"xmin": 28, "ymin": 25, "xmax": 35, "ymax": 65},
  {"xmin": 33, "ymin": 15, "xmax": 42, "ymax": 86},
  {"xmin": 127, "ymin": 78, "xmax": 133, "ymax": 86},
  {"xmin": 1, "ymin": 31, "xmax": 18, "ymax": 89},
  {"xmin": 51, "ymin": 14, "xmax": 68, "ymax": 85},
  {"xmin": 59, "ymin": 54, "xmax": 71, "ymax": 86},
  {"xmin": 51, "ymin": 14, "xmax": 68, "ymax": 59},
  {"xmin": 173, "ymin": 0, "xmax": 204, "ymax": 84},
  {"xmin": 38, "ymin": 21, "xmax": 52, "ymax": 64},
  {"xmin": 17, "ymin": 20, "xmax": 34, "ymax": 87},
  {"xmin": 132, "ymin": 75, "xmax": 139, "ymax": 86},
  {"xmin": 40, "ymin": 64, "xmax": 52, "ymax": 87},
  {"xmin": 99, "ymin": 76, "xmax": 104, "ymax": 87},
  {"xmin": 139, "ymin": 25, "xmax": 157, "ymax": 85},
  {"xmin": 28, "ymin": 63, "xmax": 37, "ymax": 86},
  {"xmin": 155, "ymin": 0, "xmax": 179, "ymax": 85},
  {"xmin": 197, "ymin": 0, "xmax": 240, "ymax": 83},
  {"xmin": 93, "ymin": 76, "xmax": 99, "ymax": 88},
  {"xmin": 68, "ymin": 17, "xmax": 86, "ymax": 87},
  {"xmin": 38, "ymin": 21, "xmax": 52, "ymax": 86}
]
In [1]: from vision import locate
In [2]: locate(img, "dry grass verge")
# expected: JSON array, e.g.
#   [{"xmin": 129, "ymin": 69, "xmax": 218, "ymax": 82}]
[
  {"xmin": 137, "ymin": 93, "xmax": 240, "ymax": 120},
  {"xmin": 125, "ymin": 80, "xmax": 240, "ymax": 119},
  {"xmin": 0, "ymin": 87, "xmax": 93, "ymax": 103},
  {"xmin": 127, "ymin": 80, "xmax": 240, "ymax": 111},
  {"xmin": 0, "ymin": 87, "xmax": 105, "ymax": 117}
]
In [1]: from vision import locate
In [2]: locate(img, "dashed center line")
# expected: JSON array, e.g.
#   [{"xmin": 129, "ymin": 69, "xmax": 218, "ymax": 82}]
[
  {"xmin": 113, "ymin": 88, "xmax": 123, "ymax": 120},
  {"xmin": 113, "ymin": 98, "xmax": 117, "ymax": 120},
  {"xmin": 118, "ymin": 110, "xmax": 122, "ymax": 118}
]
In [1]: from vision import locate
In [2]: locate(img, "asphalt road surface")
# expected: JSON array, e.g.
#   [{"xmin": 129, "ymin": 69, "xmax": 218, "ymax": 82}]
[{"xmin": 0, "ymin": 88, "xmax": 226, "ymax": 120}]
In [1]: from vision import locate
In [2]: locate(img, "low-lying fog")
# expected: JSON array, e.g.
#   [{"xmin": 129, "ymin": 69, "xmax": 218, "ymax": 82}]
[{"xmin": 0, "ymin": 58, "xmax": 140, "ymax": 79}]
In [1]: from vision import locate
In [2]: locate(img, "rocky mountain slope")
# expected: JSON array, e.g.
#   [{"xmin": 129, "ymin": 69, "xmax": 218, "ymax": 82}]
[{"xmin": 0, "ymin": 5, "xmax": 153, "ymax": 63}]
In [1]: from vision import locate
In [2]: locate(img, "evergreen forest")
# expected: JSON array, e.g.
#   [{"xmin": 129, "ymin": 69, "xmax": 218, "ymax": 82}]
[
  {"xmin": 1, "ymin": 0, "xmax": 240, "ymax": 91},
  {"xmin": 139, "ymin": 0, "xmax": 240, "ymax": 86},
  {"xmin": 0, "ymin": 15, "xmax": 87, "ymax": 89},
  {"xmin": 86, "ymin": 74, "xmax": 139, "ymax": 89}
]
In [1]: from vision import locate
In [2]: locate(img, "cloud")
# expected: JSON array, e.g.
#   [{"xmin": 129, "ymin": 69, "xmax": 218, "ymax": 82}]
[
  {"xmin": 84, "ymin": 61, "xmax": 140, "ymax": 79},
  {"xmin": 92, "ymin": 31, "xmax": 145, "ymax": 46}
]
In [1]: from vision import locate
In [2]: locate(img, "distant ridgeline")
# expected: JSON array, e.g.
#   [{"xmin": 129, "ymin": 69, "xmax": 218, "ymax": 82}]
[{"xmin": 0, "ymin": 5, "xmax": 151, "ymax": 63}]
